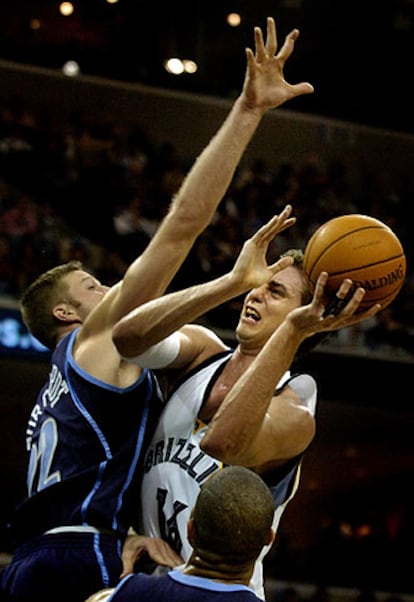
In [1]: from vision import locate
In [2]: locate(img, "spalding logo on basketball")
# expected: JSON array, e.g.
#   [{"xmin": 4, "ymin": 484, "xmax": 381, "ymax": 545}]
[{"xmin": 303, "ymin": 214, "xmax": 406, "ymax": 311}]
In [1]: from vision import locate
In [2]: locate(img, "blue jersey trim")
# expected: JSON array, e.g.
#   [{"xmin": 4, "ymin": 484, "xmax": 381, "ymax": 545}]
[
  {"xmin": 81, "ymin": 460, "xmax": 109, "ymax": 524},
  {"xmin": 94, "ymin": 532, "xmax": 110, "ymax": 587},
  {"xmin": 64, "ymin": 353, "xmax": 112, "ymax": 458},
  {"xmin": 63, "ymin": 329, "xmax": 121, "ymax": 531},
  {"xmin": 168, "ymin": 569, "xmax": 255, "ymax": 592},
  {"xmin": 112, "ymin": 374, "xmax": 152, "ymax": 531},
  {"xmin": 108, "ymin": 573, "xmax": 134, "ymax": 600},
  {"xmin": 66, "ymin": 328, "xmax": 148, "ymax": 393}
]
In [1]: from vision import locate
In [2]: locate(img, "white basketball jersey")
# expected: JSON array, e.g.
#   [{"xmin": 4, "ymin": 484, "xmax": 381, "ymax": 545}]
[{"xmin": 139, "ymin": 351, "xmax": 317, "ymax": 600}]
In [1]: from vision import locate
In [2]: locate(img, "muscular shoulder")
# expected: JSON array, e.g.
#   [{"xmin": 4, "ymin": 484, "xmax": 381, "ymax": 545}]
[
  {"xmin": 182, "ymin": 323, "xmax": 229, "ymax": 353},
  {"xmin": 181, "ymin": 323, "xmax": 226, "ymax": 344},
  {"xmin": 74, "ymin": 329, "xmax": 142, "ymax": 386}
]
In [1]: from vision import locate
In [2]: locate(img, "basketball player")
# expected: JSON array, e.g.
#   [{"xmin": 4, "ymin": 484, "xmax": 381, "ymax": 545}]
[
  {"xmin": 86, "ymin": 466, "xmax": 275, "ymax": 602},
  {"xmin": 112, "ymin": 220, "xmax": 380, "ymax": 599},
  {"xmin": 0, "ymin": 16, "xmax": 314, "ymax": 602}
]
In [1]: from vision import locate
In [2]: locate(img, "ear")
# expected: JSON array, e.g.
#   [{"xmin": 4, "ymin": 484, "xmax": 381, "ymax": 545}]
[
  {"xmin": 266, "ymin": 528, "xmax": 276, "ymax": 547},
  {"xmin": 53, "ymin": 302, "xmax": 80, "ymax": 323}
]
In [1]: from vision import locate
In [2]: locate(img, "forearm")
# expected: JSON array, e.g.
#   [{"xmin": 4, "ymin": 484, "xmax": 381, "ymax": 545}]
[
  {"xmin": 167, "ymin": 97, "xmax": 264, "ymax": 230},
  {"xmin": 119, "ymin": 98, "xmax": 264, "ymax": 312},
  {"xmin": 113, "ymin": 272, "xmax": 246, "ymax": 357}
]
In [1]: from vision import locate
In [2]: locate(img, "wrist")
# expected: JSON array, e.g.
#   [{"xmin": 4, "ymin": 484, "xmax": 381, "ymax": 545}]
[
  {"xmin": 226, "ymin": 270, "xmax": 251, "ymax": 297},
  {"xmin": 235, "ymin": 94, "xmax": 266, "ymax": 120},
  {"xmin": 277, "ymin": 319, "xmax": 306, "ymax": 347}
]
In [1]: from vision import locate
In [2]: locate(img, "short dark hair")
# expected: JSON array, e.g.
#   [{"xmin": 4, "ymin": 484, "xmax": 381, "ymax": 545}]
[{"xmin": 192, "ymin": 466, "xmax": 274, "ymax": 563}]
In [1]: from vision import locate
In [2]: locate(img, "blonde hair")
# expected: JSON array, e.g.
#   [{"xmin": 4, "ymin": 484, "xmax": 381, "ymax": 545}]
[{"xmin": 21, "ymin": 261, "xmax": 82, "ymax": 349}]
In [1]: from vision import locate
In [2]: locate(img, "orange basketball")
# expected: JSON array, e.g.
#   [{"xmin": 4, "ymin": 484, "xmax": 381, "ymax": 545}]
[{"xmin": 303, "ymin": 214, "xmax": 406, "ymax": 312}]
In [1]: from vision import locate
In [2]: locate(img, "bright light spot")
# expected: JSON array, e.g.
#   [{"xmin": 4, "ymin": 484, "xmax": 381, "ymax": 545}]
[
  {"xmin": 227, "ymin": 12, "xmax": 241, "ymax": 27},
  {"xmin": 183, "ymin": 59, "xmax": 197, "ymax": 74},
  {"xmin": 164, "ymin": 58, "xmax": 185, "ymax": 75},
  {"xmin": 356, "ymin": 523, "xmax": 372, "ymax": 538},
  {"xmin": 62, "ymin": 60, "xmax": 80, "ymax": 77},
  {"xmin": 29, "ymin": 18, "xmax": 41, "ymax": 31},
  {"xmin": 164, "ymin": 58, "xmax": 198, "ymax": 75},
  {"xmin": 60, "ymin": 2, "xmax": 74, "ymax": 16},
  {"xmin": 339, "ymin": 522, "xmax": 353, "ymax": 538},
  {"xmin": 106, "ymin": 0, "xmax": 119, "ymax": 4}
]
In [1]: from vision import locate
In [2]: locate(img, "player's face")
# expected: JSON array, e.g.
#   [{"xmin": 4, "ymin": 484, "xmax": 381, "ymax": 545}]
[
  {"xmin": 236, "ymin": 265, "xmax": 304, "ymax": 349},
  {"xmin": 63, "ymin": 270, "xmax": 110, "ymax": 320}
]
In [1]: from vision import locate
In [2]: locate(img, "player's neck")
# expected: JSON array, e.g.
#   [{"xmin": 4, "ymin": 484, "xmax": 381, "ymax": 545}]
[{"xmin": 182, "ymin": 552, "xmax": 254, "ymax": 586}]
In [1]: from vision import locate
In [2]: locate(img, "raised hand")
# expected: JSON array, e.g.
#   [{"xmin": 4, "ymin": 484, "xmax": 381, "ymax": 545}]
[
  {"xmin": 242, "ymin": 16, "xmax": 314, "ymax": 112},
  {"xmin": 287, "ymin": 271, "xmax": 381, "ymax": 339},
  {"xmin": 230, "ymin": 204, "xmax": 296, "ymax": 289}
]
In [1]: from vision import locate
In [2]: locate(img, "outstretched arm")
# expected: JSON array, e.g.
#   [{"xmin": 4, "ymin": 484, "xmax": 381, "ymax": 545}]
[{"xmin": 88, "ymin": 17, "xmax": 314, "ymax": 330}]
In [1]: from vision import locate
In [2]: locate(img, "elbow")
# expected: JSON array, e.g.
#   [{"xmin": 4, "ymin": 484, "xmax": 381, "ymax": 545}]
[
  {"xmin": 200, "ymin": 431, "xmax": 251, "ymax": 466},
  {"xmin": 300, "ymin": 409, "xmax": 316, "ymax": 447},
  {"xmin": 287, "ymin": 411, "xmax": 316, "ymax": 457},
  {"xmin": 112, "ymin": 319, "xmax": 143, "ymax": 358}
]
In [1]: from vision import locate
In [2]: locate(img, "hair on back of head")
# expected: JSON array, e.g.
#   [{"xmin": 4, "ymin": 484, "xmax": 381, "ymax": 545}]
[{"xmin": 192, "ymin": 466, "xmax": 274, "ymax": 563}]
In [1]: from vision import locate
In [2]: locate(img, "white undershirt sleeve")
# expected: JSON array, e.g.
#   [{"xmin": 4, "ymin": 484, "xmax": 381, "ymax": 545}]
[{"xmin": 120, "ymin": 331, "xmax": 181, "ymax": 369}]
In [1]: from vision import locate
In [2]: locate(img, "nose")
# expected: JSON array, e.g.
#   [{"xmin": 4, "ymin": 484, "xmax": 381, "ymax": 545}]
[{"xmin": 247, "ymin": 284, "xmax": 267, "ymax": 303}]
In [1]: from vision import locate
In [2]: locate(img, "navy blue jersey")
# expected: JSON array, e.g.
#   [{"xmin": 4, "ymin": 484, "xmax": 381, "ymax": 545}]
[
  {"xmin": 8, "ymin": 327, "xmax": 164, "ymax": 545},
  {"xmin": 109, "ymin": 570, "xmax": 262, "ymax": 601}
]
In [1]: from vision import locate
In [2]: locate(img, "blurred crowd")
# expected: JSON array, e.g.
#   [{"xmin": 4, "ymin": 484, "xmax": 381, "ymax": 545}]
[{"xmin": 0, "ymin": 94, "xmax": 414, "ymax": 359}]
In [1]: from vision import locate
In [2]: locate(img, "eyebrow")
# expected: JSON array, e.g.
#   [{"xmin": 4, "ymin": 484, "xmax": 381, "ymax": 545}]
[
  {"xmin": 80, "ymin": 275, "xmax": 99, "ymax": 286},
  {"xmin": 268, "ymin": 280, "xmax": 288, "ymax": 294}
]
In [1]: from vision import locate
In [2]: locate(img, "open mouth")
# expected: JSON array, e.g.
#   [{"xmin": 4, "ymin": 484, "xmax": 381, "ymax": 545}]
[{"xmin": 244, "ymin": 306, "xmax": 261, "ymax": 322}]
